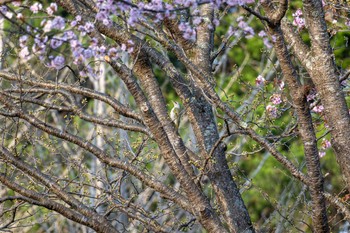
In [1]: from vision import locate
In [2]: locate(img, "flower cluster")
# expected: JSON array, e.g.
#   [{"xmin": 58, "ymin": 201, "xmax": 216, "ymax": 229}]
[
  {"xmin": 256, "ymin": 75, "xmax": 265, "ymax": 86},
  {"xmin": 306, "ymin": 88, "xmax": 317, "ymax": 102},
  {"xmin": 178, "ymin": 22, "xmax": 196, "ymax": 41},
  {"xmin": 46, "ymin": 3, "xmax": 58, "ymax": 15},
  {"xmin": 266, "ymin": 93, "xmax": 282, "ymax": 119},
  {"xmin": 49, "ymin": 55, "xmax": 65, "ymax": 70},
  {"xmin": 14, "ymin": 0, "xmax": 256, "ymax": 74},
  {"xmin": 346, "ymin": 20, "xmax": 350, "ymax": 27},
  {"xmin": 312, "ymin": 105, "xmax": 324, "ymax": 113},
  {"xmin": 256, "ymin": 76, "xmax": 285, "ymax": 119},
  {"xmin": 276, "ymin": 80, "xmax": 285, "ymax": 90},
  {"xmin": 270, "ymin": 94, "xmax": 282, "ymax": 105},
  {"xmin": 42, "ymin": 16, "xmax": 66, "ymax": 32},
  {"xmin": 93, "ymin": 0, "xmax": 255, "ymax": 41},
  {"xmin": 237, "ymin": 16, "xmax": 254, "ymax": 38},
  {"xmin": 292, "ymin": 9, "xmax": 305, "ymax": 29},
  {"xmin": 258, "ymin": 30, "xmax": 272, "ymax": 49},
  {"xmin": 266, "ymin": 105, "xmax": 278, "ymax": 119},
  {"xmin": 30, "ymin": 2, "xmax": 42, "ymax": 14},
  {"xmin": 319, "ymin": 138, "xmax": 331, "ymax": 158},
  {"xmin": 32, "ymin": 36, "xmax": 48, "ymax": 60}
]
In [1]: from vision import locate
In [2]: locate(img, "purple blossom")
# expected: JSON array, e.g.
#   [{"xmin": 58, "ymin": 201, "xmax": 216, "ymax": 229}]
[
  {"xmin": 19, "ymin": 35, "xmax": 28, "ymax": 48},
  {"xmin": 227, "ymin": 26, "xmax": 235, "ymax": 36},
  {"xmin": 178, "ymin": 22, "xmax": 187, "ymax": 31},
  {"xmin": 71, "ymin": 15, "xmax": 82, "ymax": 27},
  {"xmin": 83, "ymin": 49, "xmax": 94, "ymax": 59},
  {"xmin": 271, "ymin": 35, "xmax": 277, "ymax": 43},
  {"xmin": 84, "ymin": 22, "xmax": 95, "ymax": 33},
  {"xmin": 178, "ymin": 22, "xmax": 196, "ymax": 41},
  {"xmin": 345, "ymin": 20, "xmax": 350, "ymax": 27},
  {"xmin": 62, "ymin": 31, "xmax": 77, "ymax": 41},
  {"xmin": 90, "ymin": 37, "xmax": 99, "ymax": 46},
  {"xmin": 79, "ymin": 70, "xmax": 87, "ymax": 77},
  {"xmin": 263, "ymin": 38, "xmax": 272, "ymax": 49},
  {"xmin": 96, "ymin": 11, "xmax": 110, "ymax": 25},
  {"xmin": 32, "ymin": 36, "xmax": 48, "ymax": 55},
  {"xmin": 225, "ymin": 0, "xmax": 253, "ymax": 6},
  {"xmin": 50, "ymin": 55, "xmax": 65, "ymax": 69},
  {"xmin": 71, "ymin": 45, "xmax": 84, "ymax": 63},
  {"xmin": 128, "ymin": 9, "xmax": 141, "ymax": 26},
  {"xmin": 98, "ymin": 45, "xmax": 107, "ymax": 55},
  {"xmin": 155, "ymin": 13, "xmax": 164, "ymax": 21},
  {"xmin": 80, "ymin": 65, "xmax": 97, "ymax": 79},
  {"xmin": 51, "ymin": 16, "xmax": 66, "ymax": 30},
  {"xmin": 108, "ymin": 47, "xmax": 119, "ymax": 59},
  {"xmin": 319, "ymin": 151, "xmax": 326, "ymax": 158},
  {"xmin": 238, "ymin": 21, "xmax": 254, "ymax": 38},
  {"xmin": 73, "ymin": 54, "xmax": 84, "ymax": 65},
  {"xmin": 193, "ymin": 17, "xmax": 202, "ymax": 26},
  {"xmin": 211, "ymin": 19, "xmax": 219, "ymax": 28},
  {"xmin": 236, "ymin": 16, "xmax": 244, "ymax": 22},
  {"xmin": 173, "ymin": 0, "xmax": 197, "ymax": 7},
  {"xmin": 0, "ymin": 6, "xmax": 13, "ymax": 19},
  {"xmin": 50, "ymin": 37, "xmax": 63, "ymax": 49},
  {"xmin": 69, "ymin": 39, "xmax": 81, "ymax": 49},
  {"xmin": 258, "ymin": 30, "xmax": 267, "ymax": 37}
]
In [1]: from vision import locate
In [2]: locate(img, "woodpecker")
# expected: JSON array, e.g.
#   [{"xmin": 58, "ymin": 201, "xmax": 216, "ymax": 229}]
[{"xmin": 170, "ymin": 101, "xmax": 181, "ymax": 129}]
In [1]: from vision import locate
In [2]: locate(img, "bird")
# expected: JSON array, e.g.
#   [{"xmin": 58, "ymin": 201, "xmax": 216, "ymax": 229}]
[{"xmin": 170, "ymin": 101, "xmax": 181, "ymax": 129}]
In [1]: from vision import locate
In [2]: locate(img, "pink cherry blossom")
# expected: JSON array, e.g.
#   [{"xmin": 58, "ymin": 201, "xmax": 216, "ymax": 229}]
[
  {"xmin": 292, "ymin": 9, "xmax": 305, "ymax": 29},
  {"xmin": 270, "ymin": 94, "xmax": 282, "ymax": 105},
  {"xmin": 46, "ymin": 3, "xmax": 58, "ymax": 16},
  {"xmin": 12, "ymin": 1, "xmax": 21, "ymax": 7},
  {"xmin": 16, "ymin": 13, "xmax": 24, "ymax": 20},
  {"xmin": 256, "ymin": 75, "xmax": 265, "ymax": 86},
  {"xmin": 30, "ymin": 2, "xmax": 42, "ymax": 14},
  {"xmin": 312, "ymin": 105, "xmax": 324, "ymax": 113},
  {"xmin": 266, "ymin": 105, "xmax": 278, "ymax": 118},
  {"xmin": 319, "ymin": 151, "xmax": 326, "ymax": 158},
  {"xmin": 19, "ymin": 47, "xmax": 30, "ymax": 60},
  {"xmin": 321, "ymin": 139, "xmax": 331, "ymax": 149},
  {"xmin": 277, "ymin": 80, "xmax": 285, "ymax": 90}
]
